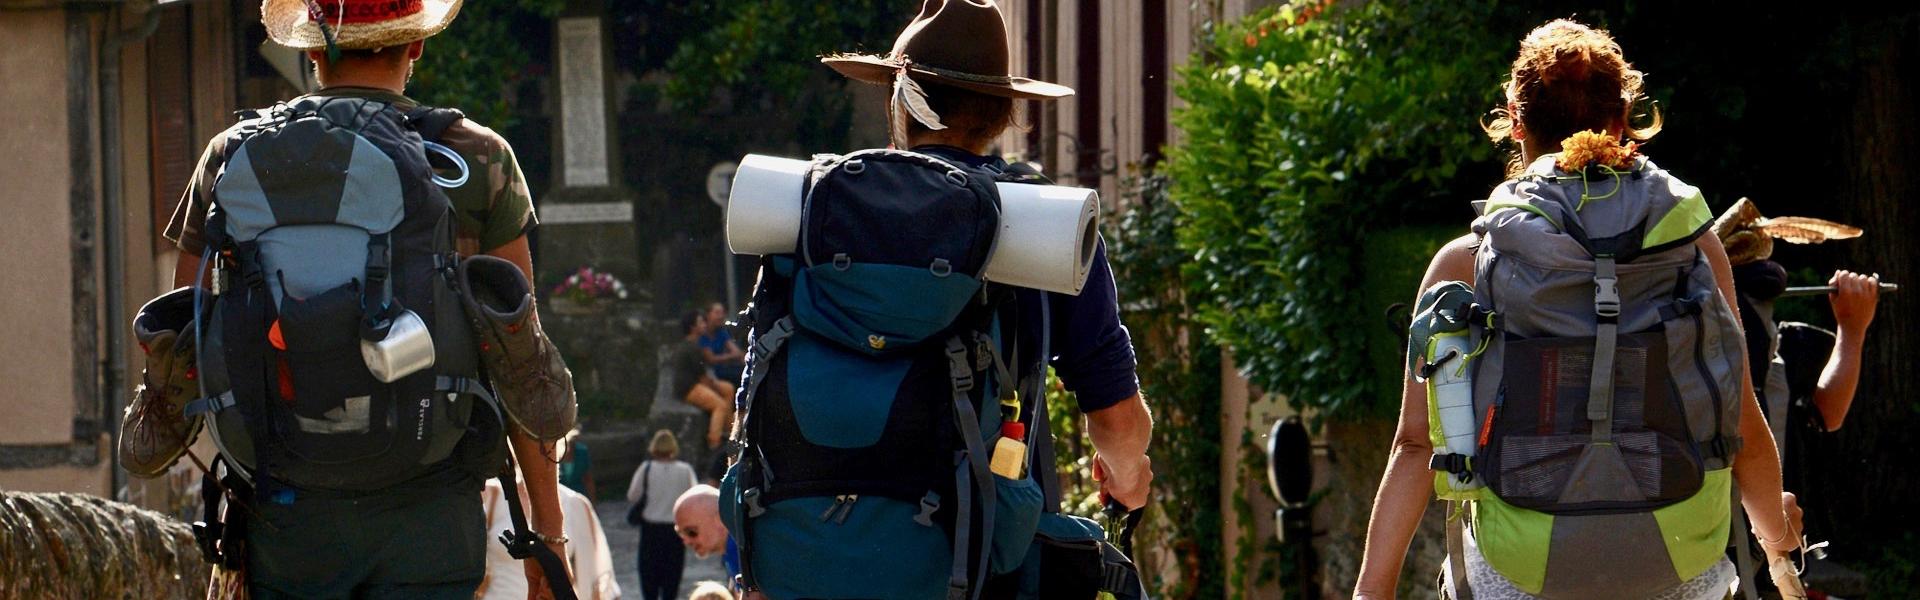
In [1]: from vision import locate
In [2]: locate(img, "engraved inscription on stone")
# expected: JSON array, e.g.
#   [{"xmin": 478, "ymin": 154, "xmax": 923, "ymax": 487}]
[
  {"xmin": 540, "ymin": 202, "xmax": 633, "ymax": 225},
  {"xmin": 558, "ymin": 17, "xmax": 609, "ymax": 187}
]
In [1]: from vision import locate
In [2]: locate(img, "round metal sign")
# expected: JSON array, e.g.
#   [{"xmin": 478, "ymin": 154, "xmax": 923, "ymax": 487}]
[{"xmin": 707, "ymin": 161, "xmax": 739, "ymax": 207}]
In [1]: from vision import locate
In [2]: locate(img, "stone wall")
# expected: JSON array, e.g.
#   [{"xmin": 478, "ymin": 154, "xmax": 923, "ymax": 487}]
[{"xmin": 1316, "ymin": 416, "xmax": 1445, "ymax": 599}]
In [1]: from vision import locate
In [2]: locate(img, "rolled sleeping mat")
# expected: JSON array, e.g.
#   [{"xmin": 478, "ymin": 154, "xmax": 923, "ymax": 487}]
[{"xmin": 726, "ymin": 153, "xmax": 1100, "ymax": 296}]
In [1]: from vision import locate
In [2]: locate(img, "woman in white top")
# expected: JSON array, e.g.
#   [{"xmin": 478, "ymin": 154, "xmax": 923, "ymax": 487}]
[
  {"xmin": 627, "ymin": 429, "xmax": 697, "ymax": 600},
  {"xmin": 476, "ymin": 478, "xmax": 622, "ymax": 600}
]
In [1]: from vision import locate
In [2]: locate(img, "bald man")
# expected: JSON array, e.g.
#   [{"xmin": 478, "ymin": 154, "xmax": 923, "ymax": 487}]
[{"xmin": 673, "ymin": 485, "xmax": 734, "ymax": 561}]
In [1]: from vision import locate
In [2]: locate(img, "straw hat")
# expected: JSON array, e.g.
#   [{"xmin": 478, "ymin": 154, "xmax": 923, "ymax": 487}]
[
  {"xmin": 822, "ymin": 0, "xmax": 1072, "ymax": 100},
  {"xmin": 262, "ymin": 0, "xmax": 463, "ymax": 52},
  {"xmin": 1712, "ymin": 197, "xmax": 1863, "ymax": 266}
]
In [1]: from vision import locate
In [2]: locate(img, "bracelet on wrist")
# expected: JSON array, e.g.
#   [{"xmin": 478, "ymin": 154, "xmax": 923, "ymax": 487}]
[{"xmin": 531, "ymin": 530, "xmax": 569, "ymax": 546}]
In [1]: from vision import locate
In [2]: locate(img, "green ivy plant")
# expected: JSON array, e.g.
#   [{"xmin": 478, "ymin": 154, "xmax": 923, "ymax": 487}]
[
  {"xmin": 1164, "ymin": 0, "xmax": 1511, "ymax": 418},
  {"xmin": 1103, "ymin": 174, "xmax": 1228, "ymax": 599}
]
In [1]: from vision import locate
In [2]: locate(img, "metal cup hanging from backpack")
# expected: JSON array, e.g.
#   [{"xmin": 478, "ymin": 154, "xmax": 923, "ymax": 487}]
[
  {"xmin": 357, "ymin": 235, "xmax": 435, "ymax": 383},
  {"xmin": 360, "ymin": 307, "xmax": 434, "ymax": 383}
]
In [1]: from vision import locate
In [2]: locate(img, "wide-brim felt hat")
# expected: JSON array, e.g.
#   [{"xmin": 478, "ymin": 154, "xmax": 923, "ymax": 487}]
[
  {"xmin": 263, "ymin": 0, "xmax": 463, "ymax": 52},
  {"xmin": 822, "ymin": 0, "xmax": 1073, "ymax": 100}
]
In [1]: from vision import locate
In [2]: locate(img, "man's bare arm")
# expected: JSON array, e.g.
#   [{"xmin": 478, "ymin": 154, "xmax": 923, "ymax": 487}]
[
  {"xmin": 1087, "ymin": 393, "xmax": 1153, "ymax": 509},
  {"xmin": 486, "ymin": 235, "xmax": 575, "ymax": 595}
]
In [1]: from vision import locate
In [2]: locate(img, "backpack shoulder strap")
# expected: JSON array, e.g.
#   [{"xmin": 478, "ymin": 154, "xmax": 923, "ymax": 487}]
[{"xmin": 405, "ymin": 105, "xmax": 466, "ymax": 142}]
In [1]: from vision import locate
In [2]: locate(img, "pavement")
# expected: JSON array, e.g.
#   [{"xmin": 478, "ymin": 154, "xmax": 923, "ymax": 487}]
[{"xmin": 594, "ymin": 498, "xmax": 729, "ymax": 599}]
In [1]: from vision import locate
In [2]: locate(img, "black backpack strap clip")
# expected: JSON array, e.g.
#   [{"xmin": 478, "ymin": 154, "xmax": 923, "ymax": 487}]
[{"xmin": 1428, "ymin": 453, "xmax": 1475, "ymax": 480}]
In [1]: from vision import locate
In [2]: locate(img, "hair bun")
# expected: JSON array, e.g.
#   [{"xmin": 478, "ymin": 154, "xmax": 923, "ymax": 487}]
[{"xmin": 1541, "ymin": 46, "xmax": 1595, "ymax": 86}]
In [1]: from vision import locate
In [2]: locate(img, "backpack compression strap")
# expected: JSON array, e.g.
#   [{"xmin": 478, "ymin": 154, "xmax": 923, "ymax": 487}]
[
  {"xmin": 1589, "ymin": 256, "xmax": 1622, "ymax": 444},
  {"xmin": 730, "ymin": 315, "xmax": 798, "ymax": 593},
  {"xmin": 943, "ymin": 335, "xmax": 996, "ymax": 600},
  {"xmin": 1445, "ymin": 502, "xmax": 1475, "ymax": 600}
]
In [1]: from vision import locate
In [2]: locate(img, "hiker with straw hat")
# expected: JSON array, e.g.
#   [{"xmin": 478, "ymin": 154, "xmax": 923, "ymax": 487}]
[
  {"xmin": 142, "ymin": 1, "xmax": 579, "ymax": 598},
  {"xmin": 718, "ymin": 2, "xmax": 1153, "ymax": 599},
  {"xmin": 1714, "ymin": 198, "xmax": 1882, "ymax": 599}
]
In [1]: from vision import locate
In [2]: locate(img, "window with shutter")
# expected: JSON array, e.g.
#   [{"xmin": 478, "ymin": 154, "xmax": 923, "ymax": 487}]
[{"xmin": 147, "ymin": 8, "xmax": 193, "ymax": 252}]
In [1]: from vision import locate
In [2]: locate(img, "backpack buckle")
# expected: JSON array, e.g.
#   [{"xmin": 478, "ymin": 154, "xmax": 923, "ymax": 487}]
[
  {"xmin": 742, "ymin": 487, "xmax": 767, "ymax": 518},
  {"xmin": 1593, "ymin": 274, "xmax": 1621, "ymax": 318},
  {"xmin": 914, "ymin": 491, "xmax": 941, "ymax": 527},
  {"xmin": 1428, "ymin": 453, "xmax": 1473, "ymax": 478}
]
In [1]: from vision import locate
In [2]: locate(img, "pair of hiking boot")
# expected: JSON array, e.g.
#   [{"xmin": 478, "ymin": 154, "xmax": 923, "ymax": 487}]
[{"xmin": 118, "ymin": 257, "xmax": 578, "ymax": 478}]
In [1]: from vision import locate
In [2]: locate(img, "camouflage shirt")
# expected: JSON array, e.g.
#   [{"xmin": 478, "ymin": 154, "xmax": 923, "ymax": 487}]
[{"xmin": 164, "ymin": 86, "xmax": 537, "ymax": 257}]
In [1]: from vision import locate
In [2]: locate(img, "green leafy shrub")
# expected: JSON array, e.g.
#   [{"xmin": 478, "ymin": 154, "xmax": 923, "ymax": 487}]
[{"xmin": 1164, "ymin": 0, "xmax": 1512, "ymax": 417}]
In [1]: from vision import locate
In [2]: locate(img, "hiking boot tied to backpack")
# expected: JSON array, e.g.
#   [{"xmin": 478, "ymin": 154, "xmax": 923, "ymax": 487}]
[
  {"xmin": 457, "ymin": 255, "xmax": 578, "ymax": 443},
  {"xmin": 120, "ymin": 287, "xmax": 206, "ymax": 478}
]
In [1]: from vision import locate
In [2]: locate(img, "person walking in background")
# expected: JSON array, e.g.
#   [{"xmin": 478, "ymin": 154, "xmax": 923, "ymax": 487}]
[
  {"xmin": 478, "ymin": 478, "xmax": 621, "ymax": 599},
  {"xmin": 627, "ymin": 430, "xmax": 697, "ymax": 600},
  {"xmin": 672, "ymin": 485, "xmax": 738, "ymax": 583},
  {"xmin": 686, "ymin": 581, "xmax": 734, "ymax": 600},
  {"xmin": 558, "ymin": 427, "xmax": 597, "ymax": 500},
  {"xmin": 1713, "ymin": 198, "xmax": 1881, "ymax": 597},
  {"xmin": 699, "ymin": 302, "xmax": 746, "ymax": 385},
  {"xmin": 672, "ymin": 311, "xmax": 736, "ymax": 449}
]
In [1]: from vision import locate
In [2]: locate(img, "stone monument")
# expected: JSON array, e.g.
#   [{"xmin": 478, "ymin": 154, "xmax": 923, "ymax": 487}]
[{"xmin": 539, "ymin": 2, "xmax": 655, "ymax": 439}]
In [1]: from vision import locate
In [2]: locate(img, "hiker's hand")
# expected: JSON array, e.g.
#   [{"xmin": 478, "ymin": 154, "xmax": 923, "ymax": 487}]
[
  {"xmin": 1829, "ymin": 270, "xmax": 1879, "ymax": 334},
  {"xmin": 1783, "ymin": 492, "xmax": 1804, "ymax": 543},
  {"xmin": 1093, "ymin": 452, "xmax": 1152, "ymax": 510},
  {"xmin": 1758, "ymin": 492, "xmax": 1804, "ymax": 559},
  {"xmin": 522, "ymin": 541, "xmax": 572, "ymax": 600},
  {"xmin": 1769, "ymin": 555, "xmax": 1810, "ymax": 600}
]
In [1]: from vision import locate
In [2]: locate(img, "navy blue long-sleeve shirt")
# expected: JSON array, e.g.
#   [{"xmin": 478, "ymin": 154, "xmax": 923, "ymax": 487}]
[{"xmin": 916, "ymin": 146, "xmax": 1141, "ymax": 413}]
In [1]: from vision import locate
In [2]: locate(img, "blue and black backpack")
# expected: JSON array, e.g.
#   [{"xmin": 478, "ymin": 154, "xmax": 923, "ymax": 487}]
[{"xmin": 720, "ymin": 150, "xmax": 1145, "ymax": 600}]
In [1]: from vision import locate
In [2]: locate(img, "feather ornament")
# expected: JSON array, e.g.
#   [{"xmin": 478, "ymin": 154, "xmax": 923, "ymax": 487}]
[{"xmin": 889, "ymin": 69, "xmax": 946, "ymax": 148}]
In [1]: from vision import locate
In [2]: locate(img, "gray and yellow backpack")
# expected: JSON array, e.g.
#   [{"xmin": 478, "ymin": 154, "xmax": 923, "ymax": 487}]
[{"xmin": 1411, "ymin": 153, "xmax": 1748, "ymax": 598}]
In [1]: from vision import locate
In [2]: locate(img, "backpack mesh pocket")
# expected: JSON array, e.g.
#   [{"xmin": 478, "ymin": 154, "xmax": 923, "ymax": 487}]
[{"xmin": 1483, "ymin": 332, "xmax": 1703, "ymax": 513}]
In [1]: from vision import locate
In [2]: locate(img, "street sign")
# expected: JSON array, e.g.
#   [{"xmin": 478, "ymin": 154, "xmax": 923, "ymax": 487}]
[{"xmin": 707, "ymin": 161, "xmax": 739, "ymax": 207}]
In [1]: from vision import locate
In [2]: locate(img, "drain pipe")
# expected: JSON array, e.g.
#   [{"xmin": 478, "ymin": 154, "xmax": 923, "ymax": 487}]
[{"xmin": 101, "ymin": 0, "xmax": 161, "ymax": 500}]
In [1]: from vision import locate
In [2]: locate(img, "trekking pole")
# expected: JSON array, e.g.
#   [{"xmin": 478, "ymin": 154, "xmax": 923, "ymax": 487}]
[
  {"xmin": 1778, "ymin": 282, "xmax": 1899, "ymax": 298},
  {"xmin": 1102, "ymin": 498, "xmax": 1144, "ymax": 558}
]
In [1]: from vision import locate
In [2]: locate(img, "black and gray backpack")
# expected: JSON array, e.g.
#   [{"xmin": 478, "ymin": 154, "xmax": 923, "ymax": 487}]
[{"xmin": 186, "ymin": 96, "xmax": 497, "ymax": 492}]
